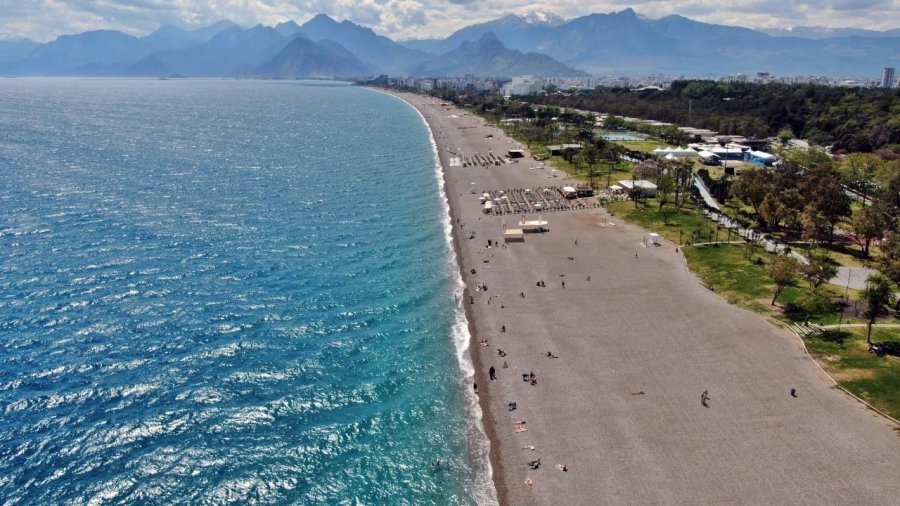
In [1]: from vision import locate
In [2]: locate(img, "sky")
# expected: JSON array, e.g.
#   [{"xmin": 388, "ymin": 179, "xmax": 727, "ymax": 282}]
[{"xmin": 0, "ymin": 0, "xmax": 897, "ymax": 42}]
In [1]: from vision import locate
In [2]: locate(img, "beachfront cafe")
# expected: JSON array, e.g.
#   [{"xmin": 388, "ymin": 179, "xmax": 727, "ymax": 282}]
[
  {"xmin": 546, "ymin": 143, "xmax": 583, "ymax": 156},
  {"xmin": 618, "ymin": 180, "xmax": 658, "ymax": 197}
]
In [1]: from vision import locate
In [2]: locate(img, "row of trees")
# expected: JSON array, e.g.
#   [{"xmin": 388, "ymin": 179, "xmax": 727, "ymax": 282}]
[
  {"xmin": 731, "ymin": 149, "xmax": 900, "ymax": 257},
  {"xmin": 730, "ymin": 153, "xmax": 851, "ymax": 247},
  {"xmin": 521, "ymin": 80, "xmax": 900, "ymax": 153},
  {"xmin": 631, "ymin": 158, "xmax": 695, "ymax": 222},
  {"xmin": 769, "ymin": 254, "xmax": 896, "ymax": 342},
  {"xmin": 758, "ymin": 148, "xmax": 900, "ymax": 325}
]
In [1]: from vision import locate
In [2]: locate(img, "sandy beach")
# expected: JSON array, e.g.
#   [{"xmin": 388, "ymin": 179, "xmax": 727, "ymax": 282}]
[{"xmin": 389, "ymin": 90, "xmax": 900, "ymax": 505}]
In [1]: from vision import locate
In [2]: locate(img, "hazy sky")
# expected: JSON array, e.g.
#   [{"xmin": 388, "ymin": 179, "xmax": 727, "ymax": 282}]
[{"xmin": 0, "ymin": 0, "xmax": 897, "ymax": 42}]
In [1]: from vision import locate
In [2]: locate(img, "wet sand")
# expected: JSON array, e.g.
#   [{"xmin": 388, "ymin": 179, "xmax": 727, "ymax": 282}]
[{"xmin": 389, "ymin": 90, "xmax": 900, "ymax": 505}]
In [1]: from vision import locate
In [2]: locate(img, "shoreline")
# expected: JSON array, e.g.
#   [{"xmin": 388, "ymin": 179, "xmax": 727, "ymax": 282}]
[
  {"xmin": 384, "ymin": 89, "xmax": 900, "ymax": 505},
  {"xmin": 373, "ymin": 85, "xmax": 501, "ymax": 504}
]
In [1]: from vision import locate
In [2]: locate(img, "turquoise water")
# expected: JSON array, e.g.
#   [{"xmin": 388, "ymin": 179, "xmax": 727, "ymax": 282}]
[{"xmin": 0, "ymin": 79, "xmax": 492, "ymax": 504}]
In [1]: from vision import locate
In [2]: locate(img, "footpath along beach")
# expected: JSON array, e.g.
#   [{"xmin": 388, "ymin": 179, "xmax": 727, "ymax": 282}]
[{"xmin": 389, "ymin": 90, "xmax": 900, "ymax": 505}]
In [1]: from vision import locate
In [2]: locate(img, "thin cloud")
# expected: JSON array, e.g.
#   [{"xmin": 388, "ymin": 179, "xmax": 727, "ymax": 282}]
[{"xmin": 0, "ymin": 0, "xmax": 896, "ymax": 42}]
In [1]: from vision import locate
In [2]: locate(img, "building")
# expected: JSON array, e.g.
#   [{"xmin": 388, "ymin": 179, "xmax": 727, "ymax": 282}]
[
  {"xmin": 744, "ymin": 150, "xmax": 777, "ymax": 166},
  {"xmin": 882, "ymin": 67, "xmax": 896, "ymax": 88},
  {"xmin": 617, "ymin": 180, "xmax": 658, "ymax": 197},
  {"xmin": 503, "ymin": 76, "xmax": 544, "ymax": 97}
]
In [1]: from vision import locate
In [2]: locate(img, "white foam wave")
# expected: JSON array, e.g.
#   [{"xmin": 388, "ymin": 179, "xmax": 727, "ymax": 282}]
[{"xmin": 389, "ymin": 90, "xmax": 498, "ymax": 506}]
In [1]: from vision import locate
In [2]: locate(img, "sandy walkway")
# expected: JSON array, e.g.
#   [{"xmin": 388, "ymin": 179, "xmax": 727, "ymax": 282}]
[{"xmin": 391, "ymin": 91, "xmax": 900, "ymax": 505}]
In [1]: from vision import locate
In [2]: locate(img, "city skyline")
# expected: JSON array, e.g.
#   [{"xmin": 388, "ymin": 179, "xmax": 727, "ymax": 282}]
[{"xmin": 0, "ymin": 0, "xmax": 898, "ymax": 43}]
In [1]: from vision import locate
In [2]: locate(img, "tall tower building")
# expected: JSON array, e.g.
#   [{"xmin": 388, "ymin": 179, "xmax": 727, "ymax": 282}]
[{"xmin": 882, "ymin": 67, "xmax": 895, "ymax": 88}]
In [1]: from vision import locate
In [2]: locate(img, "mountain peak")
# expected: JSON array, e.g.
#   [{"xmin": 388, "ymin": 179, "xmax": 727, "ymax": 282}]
[
  {"xmin": 522, "ymin": 10, "xmax": 566, "ymax": 26},
  {"xmin": 274, "ymin": 20, "xmax": 301, "ymax": 37},
  {"xmin": 307, "ymin": 14, "xmax": 339, "ymax": 26},
  {"xmin": 478, "ymin": 31, "xmax": 501, "ymax": 42}
]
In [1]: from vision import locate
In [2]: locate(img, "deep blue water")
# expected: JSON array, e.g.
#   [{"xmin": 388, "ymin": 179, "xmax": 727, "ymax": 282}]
[{"xmin": 0, "ymin": 79, "xmax": 492, "ymax": 504}]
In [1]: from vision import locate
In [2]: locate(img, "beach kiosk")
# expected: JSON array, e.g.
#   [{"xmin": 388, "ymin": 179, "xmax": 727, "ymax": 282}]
[
  {"xmin": 501, "ymin": 219, "xmax": 525, "ymax": 242},
  {"xmin": 503, "ymin": 229, "xmax": 525, "ymax": 242},
  {"xmin": 518, "ymin": 214, "xmax": 549, "ymax": 233}
]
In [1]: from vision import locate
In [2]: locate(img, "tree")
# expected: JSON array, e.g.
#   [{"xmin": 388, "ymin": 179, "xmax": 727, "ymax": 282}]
[
  {"xmin": 577, "ymin": 144, "xmax": 600, "ymax": 188},
  {"xmin": 525, "ymin": 126, "xmax": 543, "ymax": 149},
  {"xmin": 878, "ymin": 232, "xmax": 900, "ymax": 308},
  {"xmin": 633, "ymin": 159, "xmax": 660, "ymax": 182},
  {"xmin": 841, "ymin": 153, "xmax": 880, "ymax": 204},
  {"xmin": 796, "ymin": 289, "xmax": 835, "ymax": 322},
  {"xmin": 730, "ymin": 168, "xmax": 771, "ymax": 215},
  {"xmin": 657, "ymin": 174, "xmax": 676, "ymax": 212},
  {"xmin": 758, "ymin": 193, "xmax": 785, "ymax": 230},
  {"xmin": 803, "ymin": 173, "xmax": 851, "ymax": 243},
  {"xmin": 859, "ymin": 274, "xmax": 896, "ymax": 343},
  {"xmin": 670, "ymin": 160, "xmax": 694, "ymax": 206},
  {"xmin": 768, "ymin": 255, "xmax": 800, "ymax": 305},
  {"xmin": 851, "ymin": 208, "xmax": 884, "ymax": 258},
  {"xmin": 777, "ymin": 129, "xmax": 794, "ymax": 146},
  {"xmin": 801, "ymin": 252, "xmax": 838, "ymax": 290},
  {"xmin": 801, "ymin": 207, "xmax": 829, "ymax": 249}
]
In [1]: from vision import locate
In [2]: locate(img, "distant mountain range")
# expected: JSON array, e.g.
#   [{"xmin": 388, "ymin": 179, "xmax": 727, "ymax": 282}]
[
  {"xmin": 403, "ymin": 9, "xmax": 900, "ymax": 77},
  {"xmin": 760, "ymin": 26, "xmax": 900, "ymax": 39},
  {"xmin": 0, "ymin": 10, "xmax": 897, "ymax": 78}
]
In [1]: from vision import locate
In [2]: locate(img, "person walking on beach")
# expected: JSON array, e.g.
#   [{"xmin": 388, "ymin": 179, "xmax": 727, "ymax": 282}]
[
  {"xmin": 700, "ymin": 389, "xmax": 710, "ymax": 407},
  {"xmin": 489, "ymin": 366, "xmax": 496, "ymax": 380}
]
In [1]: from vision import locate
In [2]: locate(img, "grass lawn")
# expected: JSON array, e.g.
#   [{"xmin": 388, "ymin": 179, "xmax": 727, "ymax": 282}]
[
  {"xmin": 683, "ymin": 244, "xmax": 801, "ymax": 308},
  {"xmin": 607, "ymin": 199, "xmax": 712, "ymax": 245},
  {"xmin": 803, "ymin": 327, "xmax": 900, "ymax": 420},
  {"xmin": 617, "ymin": 139, "xmax": 664, "ymax": 153},
  {"xmin": 681, "ymin": 244, "xmax": 868, "ymax": 325}
]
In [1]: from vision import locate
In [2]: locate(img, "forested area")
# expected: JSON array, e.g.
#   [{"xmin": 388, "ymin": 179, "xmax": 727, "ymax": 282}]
[{"xmin": 522, "ymin": 81, "xmax": 900, "ymax": 153}]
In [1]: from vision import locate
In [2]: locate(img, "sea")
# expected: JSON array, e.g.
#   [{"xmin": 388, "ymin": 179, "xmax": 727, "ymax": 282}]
[{"xmin": 0, "ymin": 78, "xmax": 494, "ymax": 505}]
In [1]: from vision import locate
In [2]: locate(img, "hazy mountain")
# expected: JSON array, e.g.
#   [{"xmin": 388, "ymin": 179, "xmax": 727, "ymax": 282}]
[
  {"xmin": 761, "ymin": 26, "xmax": 900, "ymax": 39},
  {"xmin": 401, "ymin": 12, "xmax": 563, "ymax": 55},
  {"xmin": 274, "ymin": 20, "xmax": 302, "ymax": 37},
  {"xmin": 141, "ymin": 20, "xmax": 238, "ymax": 51},
  {"xmin": 7, "ymin": 30, "xmax": 145, "ymax": 75},
  {"xmin": 0, "ymin": 21, "xmax": 239, "ymax": 75},
  {"xmin": 0, "ymin": 38, "xmax": 39, "ymax": 63},
  {"xmin": 296, "ymin": 14, "xmax": 430, "ymax": 74},
  {"xmin": 255, "ymin": 36, "xmax": 376, "ymax": 78},
  {"xmin": 127, "ymin": 25, "xmax": 289, "ymax": 77},
  {"xmin": 413, "ymin": 32, "xmax": 586, "ymax": 77},
  {"xmin": 2, "ymin": 11, "xmax": 897, "ymax": 78},
  {"xmin": 407, "ymin": 8, "xmax": 900, "ymax": 77}
]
